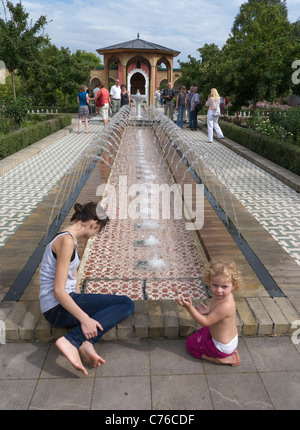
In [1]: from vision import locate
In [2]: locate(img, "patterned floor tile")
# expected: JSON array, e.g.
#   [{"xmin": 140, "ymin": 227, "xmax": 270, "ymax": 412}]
[
  {"xmin": 185, "ymin": 128, "xmax": 300, "ymax": 266},
  {"xmin": 0, "ymin": 125, "xmax": 102, "ymax": 246}
]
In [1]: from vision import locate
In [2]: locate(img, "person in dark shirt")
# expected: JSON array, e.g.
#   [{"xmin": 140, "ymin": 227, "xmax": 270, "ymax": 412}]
[
  {"xmin": 162, "ymin": 82, "xmax": 175, "ymax": 121},
  {"xmin": 121, "ymin": 84, "xmax": 130, "ymax": 107}
]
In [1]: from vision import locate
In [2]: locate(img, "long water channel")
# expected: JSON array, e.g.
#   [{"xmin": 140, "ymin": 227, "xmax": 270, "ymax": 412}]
[{"xmin": 79, "ymin": 123, "xmax": 209, "ymax": 301}]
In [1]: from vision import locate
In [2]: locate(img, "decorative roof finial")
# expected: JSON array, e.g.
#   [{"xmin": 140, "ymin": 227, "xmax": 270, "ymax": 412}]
[{"xmin": 137, "ymin": 33, "xmax": 140, "ymax": 38}]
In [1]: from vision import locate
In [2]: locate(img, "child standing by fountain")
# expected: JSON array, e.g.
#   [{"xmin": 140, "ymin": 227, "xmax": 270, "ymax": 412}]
[
  {"xmin": 177, "ymin": 260, "xmax": 242, "ymax": 367},
  {"xmin": 39, "ymin": 202, "xmax": 135, "ymax": 375}
]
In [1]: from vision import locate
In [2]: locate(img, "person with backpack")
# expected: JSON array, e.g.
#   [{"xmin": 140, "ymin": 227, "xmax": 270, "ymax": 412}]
[{"xmin": 162, "ymin": 82, "xmax": 175, "ymax": 121}]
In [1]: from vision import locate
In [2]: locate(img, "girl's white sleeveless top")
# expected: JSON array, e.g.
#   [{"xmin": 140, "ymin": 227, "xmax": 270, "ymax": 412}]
[{"xmin": 39, "ymin": 232, "xmax": 80, "ymax": 313}]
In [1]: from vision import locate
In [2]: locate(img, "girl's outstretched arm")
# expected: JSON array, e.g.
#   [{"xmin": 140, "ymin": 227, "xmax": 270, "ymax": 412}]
[
  {"xmin": 177, "ymin": 297, "xmax": 208, "ymax": 326},
  {"xmin": 177, "ymin": 296, "xmax": 228, "ymax": 327}
]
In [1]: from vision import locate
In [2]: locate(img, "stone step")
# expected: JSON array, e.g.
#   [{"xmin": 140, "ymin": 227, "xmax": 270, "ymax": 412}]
[{"xmin": 1, "ymin": 297, "xmax": 300, "ymax": 343}]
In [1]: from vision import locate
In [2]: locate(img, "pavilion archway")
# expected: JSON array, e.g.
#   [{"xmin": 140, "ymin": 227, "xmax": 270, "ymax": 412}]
[{"xmin": 127, "ymin": 68, "xmax": 149, "ymax": 104}]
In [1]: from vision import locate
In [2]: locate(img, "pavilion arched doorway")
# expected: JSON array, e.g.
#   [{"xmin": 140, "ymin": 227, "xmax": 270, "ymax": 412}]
[{"xmin": 130, "ymin": 72, "xmax": 146, "ymax": 95}]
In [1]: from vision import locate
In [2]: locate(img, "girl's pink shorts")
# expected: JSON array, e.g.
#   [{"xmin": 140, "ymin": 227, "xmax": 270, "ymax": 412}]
[{"xmin": 186, "ymin": 326, "xmax": 234, "ymax": 359}]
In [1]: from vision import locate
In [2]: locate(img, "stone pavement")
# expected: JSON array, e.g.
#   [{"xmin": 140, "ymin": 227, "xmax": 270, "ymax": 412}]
[
  {"xmin": 0, "ymin": 336, "xmax": 299, "ymax": 410},
  {"xmin": 0, "ymin": 113, "xmax": 300, "ymax": 410}
]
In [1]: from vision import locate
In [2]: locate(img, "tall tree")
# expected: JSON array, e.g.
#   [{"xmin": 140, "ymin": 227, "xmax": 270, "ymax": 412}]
[
  {"xmin": 24, "ymin": 44, "xmax": 102, "ymax": 106},
  {"xmin": 0, "ymin": 0, "xmax": 49, "ymax": 98},
  {"xmin": 179, "ymin": 44, "xmax": 224, "ymax": 100},
  {"xmin": 231, "ymin": 0, "xmax": 288, "ymax": 33},
  {"xmin": 223, "ymin": 0, "xmax": 294, "ymax": 110}
]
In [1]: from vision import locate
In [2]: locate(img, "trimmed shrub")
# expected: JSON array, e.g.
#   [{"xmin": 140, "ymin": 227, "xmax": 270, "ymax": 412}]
[
  {"xmin": 0, "ymin": 114, "xmax": 72, "ymax": 160},
  {"xmin": 219, "ymin": 120, "xmax": 300, "ymax": 175}
]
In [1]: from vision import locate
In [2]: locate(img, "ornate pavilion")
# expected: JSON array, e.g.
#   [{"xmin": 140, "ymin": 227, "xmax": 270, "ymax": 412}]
[{"xmin": 90, "ymin": 35, "xmax": 181, "ymax": 105}]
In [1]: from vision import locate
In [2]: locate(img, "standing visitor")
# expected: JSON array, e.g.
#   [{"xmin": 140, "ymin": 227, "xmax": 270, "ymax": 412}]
[
  {"xmin": 162, "ymin": 82, "xmax": 175, "ymax": 121},
  {"xmin": 39, "ymin": 202, "xmax": 135, "ymax": 375},
  {"xmin": 176, "ymin": 85, "xmax": 187, "ymax": 128},
  {"xmin": 110, "ymin": 79, "xmax": 121, "ymax": 116},
  {"xmin": 186, "ymin": 85, "xmax": 194, "ymax": 128},
  {"xmin": 90, "ymin": 81, "xmax": 111, "ymax": 126},
  {"xmin": 205, "ymin": 88, "xmax": 224, "ymax": 142},
  {"xmin": 190, "ymin": 86, "xmax": 201, "ymax": 131},
  {"xmin": 93, "ymin": 83, "xmax": 101, "ymax": 114},
  {"xmin": 77, "ymin": 85, "xmax": 92, "ymax": 134},
  {"xmin": 155, "ymin": 88, "xmax": 161, "ymax": 108},
  {"xmin": 121, "ymin": 84, "xmax": 130, "ymax": 107},
  {"xmin": 220, "ymin": 95, "xmax": 228, "ymax": 118}
]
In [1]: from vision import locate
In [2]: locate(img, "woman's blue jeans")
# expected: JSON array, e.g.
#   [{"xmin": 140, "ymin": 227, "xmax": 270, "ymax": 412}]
[
  {"xmin": 44, "ymin": 293, "xmax": 135, "ymax": 349},
  {"xmin": 177, "ymin": 105, "xmax": 185, "ymax": 128}
]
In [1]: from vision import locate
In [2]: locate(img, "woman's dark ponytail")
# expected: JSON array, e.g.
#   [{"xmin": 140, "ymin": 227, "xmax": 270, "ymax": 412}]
[{"xmin": 71, "ymin": 202, "xmax": 109, "ymax": 230}]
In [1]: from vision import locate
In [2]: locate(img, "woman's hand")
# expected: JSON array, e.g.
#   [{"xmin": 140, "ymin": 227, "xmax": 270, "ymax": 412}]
[{"xmin": 81, "ymin": 316, "xmax": 103, "ymax": 340}]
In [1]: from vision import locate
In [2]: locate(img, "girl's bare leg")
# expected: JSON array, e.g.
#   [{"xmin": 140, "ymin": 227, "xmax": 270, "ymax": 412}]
[
  {"xmin": 56, "ymin": 337, "xmax": 88, "ymax": 375},
  {"xmin": 79, "ymin": 341, "xmax": 106, "ymax": 368},
  {"xmin": 78, "ymin": 118, "xmax": 81, "ymax": 134}
]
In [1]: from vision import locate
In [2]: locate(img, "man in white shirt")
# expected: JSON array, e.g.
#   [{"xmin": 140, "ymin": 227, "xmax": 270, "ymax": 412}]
[{"xmin": 110, "ymin": 79, "xmax": 121, "ymax": 116}]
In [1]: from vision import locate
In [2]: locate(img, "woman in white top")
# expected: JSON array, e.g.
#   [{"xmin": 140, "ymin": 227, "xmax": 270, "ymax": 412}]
[
  {"xmin": 39, "ymin": 202, "xmax": 134, "ymax": 375},
  {"xmin": 205, "ymin": 88, "xmax": 224, "ymax": 143}
]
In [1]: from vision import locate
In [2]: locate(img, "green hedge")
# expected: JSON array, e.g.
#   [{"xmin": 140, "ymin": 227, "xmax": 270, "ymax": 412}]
[
  {"xmin": 0, "ymin": 114, "xmax": 72, "ymax": 160},
  {"xmin": 219, "ymin": 120, "xmax": 300, "ymax": 175}
]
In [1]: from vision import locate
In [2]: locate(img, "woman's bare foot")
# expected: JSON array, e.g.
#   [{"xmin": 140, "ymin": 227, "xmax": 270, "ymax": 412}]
[
  {"xmin": 56, "ymin": 337, "xmax": 88, "ymax": 375},
  {"xmin": 79, "ymin": 341, "xmax": 106, "ymax": 368}
]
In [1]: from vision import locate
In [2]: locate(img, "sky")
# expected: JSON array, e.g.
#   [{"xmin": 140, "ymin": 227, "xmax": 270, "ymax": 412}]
[{"xmin": 2, "ymin": 0, "xmax": 300, "ymax": 67}]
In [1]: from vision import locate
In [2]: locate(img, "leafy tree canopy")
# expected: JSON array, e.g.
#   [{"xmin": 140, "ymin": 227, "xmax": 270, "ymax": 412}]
[
  {"xmin": 179, "ymin": 0, "xmax": 299, "ymax": 110},
  {"xmin": 0, "ymin": 0, "xmax": 49, "ymax": 98}
]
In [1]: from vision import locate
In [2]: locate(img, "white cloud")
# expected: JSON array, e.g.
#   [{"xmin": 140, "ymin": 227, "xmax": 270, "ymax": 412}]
[{"xmin": 4, "ymin": 0, "xmax": 299, "ymax": 67}]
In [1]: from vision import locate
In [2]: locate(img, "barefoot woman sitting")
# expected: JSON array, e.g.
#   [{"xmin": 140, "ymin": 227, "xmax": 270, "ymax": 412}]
[{"xmin": 39, "ymin": 202, "xmax": 134, "ymax": 375}]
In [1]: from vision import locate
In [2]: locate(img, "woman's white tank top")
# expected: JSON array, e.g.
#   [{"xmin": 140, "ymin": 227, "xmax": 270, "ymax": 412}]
[{"xmin": 39, "ymin": 232, "xmax": 80, "ymax": 313}]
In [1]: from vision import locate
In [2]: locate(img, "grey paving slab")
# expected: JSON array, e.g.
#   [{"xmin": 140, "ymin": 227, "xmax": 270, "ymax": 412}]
[
  {"xmin": 259, "ymin": 371, "xmax": 300, "ymax": 410},
  {"xmin": 0, "ymin": 379, "xmax": 37, "ymax": 410},
  {"xmin": 206, "ymin": 373, "xmax": 273, "ymax": 410},
  {"xmin": 151, "ymin": 374, "xmax": 212, "ymax": 410},
  {"xmin": 149, "ymin": 339, "xmax": 204, "ymax": 374},
  {"xmin": 30, "ymin": 378, "xmax": 93, "ymax": 410},
  {"xmin": 0, "ymin": 342, "xmax": 49, "ymax": 379},
  {"xmin": 92, "ymin": 376, "xmax": 151, "ymax": 410},
  {"xmin": 95, "ymin": 340, "xmax": 150, "ymax": 377},
  {"xmin": 244, "ymin": 336, "xmax": 300, "ymax": 372}
]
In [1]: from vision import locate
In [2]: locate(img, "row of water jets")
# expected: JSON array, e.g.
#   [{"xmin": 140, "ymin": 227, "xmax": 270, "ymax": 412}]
[{"xmin": 46, "ymin": 104, "xmax": 240, "ymax": 242}]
